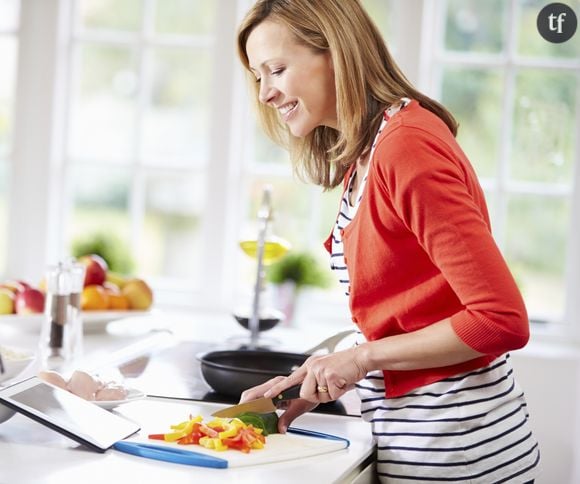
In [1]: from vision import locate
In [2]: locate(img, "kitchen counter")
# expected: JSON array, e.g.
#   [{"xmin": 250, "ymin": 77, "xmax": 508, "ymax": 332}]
[{"xmin": 0, "ymin": 309, "xmax": 376, "ymax": 483}]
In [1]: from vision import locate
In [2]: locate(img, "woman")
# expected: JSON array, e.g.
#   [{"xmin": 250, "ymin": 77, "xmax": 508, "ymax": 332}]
[{"xmin": 237, "ymin": 0, "xmax": 540, "ymax": 482}]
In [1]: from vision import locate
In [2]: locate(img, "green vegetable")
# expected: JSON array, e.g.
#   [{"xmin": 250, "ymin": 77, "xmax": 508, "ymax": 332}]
[{"xmin": 235, "ymin": 412, "xmax": 279, "ymax": 436}]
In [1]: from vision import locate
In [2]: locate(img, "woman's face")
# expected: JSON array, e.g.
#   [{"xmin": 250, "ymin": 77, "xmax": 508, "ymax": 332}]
[{"xmin": 246, "ymin": 20, "xmax": 337, "ymax": 137}]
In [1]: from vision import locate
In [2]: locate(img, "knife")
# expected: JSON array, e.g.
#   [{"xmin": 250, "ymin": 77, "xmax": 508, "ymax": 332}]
[{"xmin": 211, "ymin": 383, "xmax": 302, "ymax": 418}]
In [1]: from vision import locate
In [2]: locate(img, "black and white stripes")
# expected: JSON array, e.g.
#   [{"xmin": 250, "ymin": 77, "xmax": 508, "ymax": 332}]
[{"xmin": 355, "ymin": 353, "xmax": 540, "ymax": 482}]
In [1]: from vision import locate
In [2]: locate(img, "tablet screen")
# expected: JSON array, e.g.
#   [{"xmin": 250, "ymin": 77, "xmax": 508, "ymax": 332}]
[{"xmin": 0, "ymin": 377, "xmax": 140, "ymax": 452}]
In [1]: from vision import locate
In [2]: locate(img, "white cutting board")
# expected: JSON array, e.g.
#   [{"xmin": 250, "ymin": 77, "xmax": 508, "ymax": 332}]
[{"xmin": 117, "ymin": 399, "xmax": 349, "ymax": 467}]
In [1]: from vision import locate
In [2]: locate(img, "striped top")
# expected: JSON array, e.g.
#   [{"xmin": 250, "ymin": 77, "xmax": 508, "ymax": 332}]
[{"xmin": 330, "ymin": 99, "xmax": 409, "ymax": 296}]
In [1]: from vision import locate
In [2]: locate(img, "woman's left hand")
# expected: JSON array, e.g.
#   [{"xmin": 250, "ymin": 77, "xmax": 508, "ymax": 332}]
[{"xmin": 264, "ymin": 346, "xmax": 369, "ymax": 403}]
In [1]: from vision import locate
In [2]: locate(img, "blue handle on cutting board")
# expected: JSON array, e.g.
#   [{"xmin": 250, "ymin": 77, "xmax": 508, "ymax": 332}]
[
  {"xmin": 113, "ymin": 428, "xmax": 348, "ymax": 468},
  {"xmin": 113, "ymin": 441, "xmax": 228, "ymax": 468}
]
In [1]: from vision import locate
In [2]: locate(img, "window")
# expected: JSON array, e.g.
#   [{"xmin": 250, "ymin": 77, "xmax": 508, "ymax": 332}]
[
  {"xmin": 5, "ymin": 0, "xmax": 578, "ymax": 337},
  {"xmin": 0, "ymin": 0, "xmax": 20, "ymax": 275},
  {"xmin": 65, "ymin": 0, "xmax": 219, "ymax": 294},
  {"xmin": 429, "ymin": 0, "xmax": 580, "ymax": 325}
]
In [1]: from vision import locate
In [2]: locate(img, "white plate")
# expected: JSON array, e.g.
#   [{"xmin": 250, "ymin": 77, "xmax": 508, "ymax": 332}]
[
  {"xmin": 83, "ymin": 311, "xmax": 152, "ymax": 333},
  {"xmin": 0, "ymin": 311, "xmax": 151, "ymax": 333},
  {"xmin": 92, "ymin": 388, "xmax": 146, "ymax": 410}
]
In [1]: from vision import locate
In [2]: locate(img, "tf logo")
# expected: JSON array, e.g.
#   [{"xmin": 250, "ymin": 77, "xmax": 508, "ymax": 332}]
[{"xmin": 537, "ymin": 2, "xmax": 578, "ymax": 43}]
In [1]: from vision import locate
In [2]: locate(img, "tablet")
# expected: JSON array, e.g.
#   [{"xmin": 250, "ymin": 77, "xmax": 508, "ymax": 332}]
[{"xmin": 0, "ymin": 376, "xmax": 140, "ymax": 452}]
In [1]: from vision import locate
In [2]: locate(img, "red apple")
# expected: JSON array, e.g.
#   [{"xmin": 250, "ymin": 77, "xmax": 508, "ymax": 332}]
[
  {"xmin": 14, "ymin": 288, "xmax": 45, "ymax": 314},
  {"xmin": 79, "ymin": 254, "xmax": 108, "ymax": 287}
]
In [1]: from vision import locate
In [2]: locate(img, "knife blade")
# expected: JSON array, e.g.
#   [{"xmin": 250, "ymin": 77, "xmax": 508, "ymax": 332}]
[{"xmin": 211, "ymin": 383, "xmax": 301, "ymax": 418}]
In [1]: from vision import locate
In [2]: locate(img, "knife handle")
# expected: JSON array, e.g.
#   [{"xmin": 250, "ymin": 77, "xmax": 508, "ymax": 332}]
[{"xmin": 274, "ymin": 383, "xmax": 302, "ymax": 402}]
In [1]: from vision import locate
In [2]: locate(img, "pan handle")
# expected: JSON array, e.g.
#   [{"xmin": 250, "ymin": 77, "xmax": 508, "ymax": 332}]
[{"xmin": 303, "ymin": 329, "xmax": 357, "ymax": 355}]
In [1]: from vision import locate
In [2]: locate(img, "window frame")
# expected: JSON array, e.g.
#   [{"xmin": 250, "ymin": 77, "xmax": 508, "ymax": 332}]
[{"xmin": 420, "ymin": 0, "xmax": 580, "ymax": 339}]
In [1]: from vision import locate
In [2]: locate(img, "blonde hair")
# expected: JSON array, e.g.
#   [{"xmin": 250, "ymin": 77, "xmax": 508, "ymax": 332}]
[{"xmin": 238, "ymin": 0, "xmax": 458, "ymax": 189}]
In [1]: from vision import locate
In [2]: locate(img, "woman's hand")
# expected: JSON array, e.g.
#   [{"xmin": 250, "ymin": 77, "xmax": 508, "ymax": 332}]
[
  {"xmin": 239, "ymin": 347, "xmax": 368, "ymax": 431},
  {"xmin": 265, "ymin": 347, "xmax": 368, "ymax": 403},
  {"xmin": 240, "ymin": 376, "xmax": 318, "ymax": 433}
]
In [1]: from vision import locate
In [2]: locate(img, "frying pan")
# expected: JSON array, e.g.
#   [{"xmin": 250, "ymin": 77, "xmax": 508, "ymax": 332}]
[{"xmin": 198, "ymin": 330, "xmax": 355, "ymax": 397}]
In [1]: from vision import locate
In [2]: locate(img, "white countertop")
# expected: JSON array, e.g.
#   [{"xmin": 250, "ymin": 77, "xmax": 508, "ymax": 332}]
[{"xmin": 0, "ymin": 309, "xmax": 375, "ymax": 483}]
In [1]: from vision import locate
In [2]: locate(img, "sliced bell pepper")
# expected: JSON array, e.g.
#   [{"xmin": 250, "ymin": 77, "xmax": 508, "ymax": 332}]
[{"xmin": 147, "ymin": 414, "xmax": 267, "ymax": 453}]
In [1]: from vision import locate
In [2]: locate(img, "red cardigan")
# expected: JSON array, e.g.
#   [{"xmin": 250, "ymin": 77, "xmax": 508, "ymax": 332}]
[{"xmin": 324, "ymin": 100, "xmax": 529, "ymax": 398}]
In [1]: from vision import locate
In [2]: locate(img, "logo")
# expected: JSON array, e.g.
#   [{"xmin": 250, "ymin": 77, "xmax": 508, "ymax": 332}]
[{"xmin": 537, "ymin": 3, "xmax": 577, "ymax": 43}]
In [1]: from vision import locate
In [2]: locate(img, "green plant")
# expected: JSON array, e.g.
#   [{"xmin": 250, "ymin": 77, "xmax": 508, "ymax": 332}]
[
  {"xmin": 267, "ymin": 251, "xmax": 330, "ymax": 289},
  {"xmin": 71, "ymin": 232, "xmax": 135, "ymax": 274}
]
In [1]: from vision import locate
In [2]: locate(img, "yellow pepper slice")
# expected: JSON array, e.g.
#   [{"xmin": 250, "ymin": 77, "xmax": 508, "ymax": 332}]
[{"xmin": 199, "ymin": 436, "xmax": 228, "ymax": 451}]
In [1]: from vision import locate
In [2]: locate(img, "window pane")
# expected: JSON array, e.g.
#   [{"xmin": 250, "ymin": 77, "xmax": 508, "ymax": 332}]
[
  {"xmin": 361, "ymin": 0, "xmax": 393, "ymax": 40},
  {"xmin": 441, "ymin": 67, "xmax": 503, "ymax": 178},
  {"xmin": 142, "ymin": 47, "xmax": 211, "ymax": 167},
  {"xmin": 0, "ymin": 0, "xmax": 19, "ymax": 31},
  {"xmin": 79, "ymin": 0, "xmax": 142, "ymax": 32},
  {"xmin": 444, "ymin": 0, "xmax": 506, "ymax": 53},
  {"xmin": 139, "ymin": 172, "xmax": 206, "ymax": 280},
  {"xmin": 505, "ymin": 194, "xmax": 569, "ymax": 319},
  {"xmin": 0, "ymin": 37, "xmax": 17, "ymax": 159},
  {"xmin": 68, "ymin": 164, "xmax": 132, "ymax": 262},
  {"xmin": 511, "ymin": 69, "xmax": 577, "ymax": 184},
  {"xmin": 253, "ymin": 127, "xmax": 288, "ymax": 166},
  {"xmin": 154, "ymin": 0, "xmax": 216, "ymax": 36},
  {"xmin": 517, "ymin": 0, "xmax": 580, "ymax": 58},
  {"xmin": 69, "ymin": 44, "xmax": 138, "ymax": 162},
  {"xmin": 245, "ymin": 177, "xmax": 313, "ymax": 249}
]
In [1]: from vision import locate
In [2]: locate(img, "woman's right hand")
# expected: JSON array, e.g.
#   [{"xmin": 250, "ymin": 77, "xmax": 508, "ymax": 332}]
[{"xmin": 240, "ymin": 376, "xmax": 318, "ymax": 433}]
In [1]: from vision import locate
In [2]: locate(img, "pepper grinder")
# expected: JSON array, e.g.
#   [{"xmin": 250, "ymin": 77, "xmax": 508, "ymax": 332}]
[{"xmin": 40, "ymin": 263, "xmax": 71, "ymax": 369}]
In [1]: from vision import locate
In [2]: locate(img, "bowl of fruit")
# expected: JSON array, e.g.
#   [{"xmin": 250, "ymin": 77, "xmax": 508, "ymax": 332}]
[{"xmin": 0, "ymin": 254, "xmax": 154, "ymax": 333}]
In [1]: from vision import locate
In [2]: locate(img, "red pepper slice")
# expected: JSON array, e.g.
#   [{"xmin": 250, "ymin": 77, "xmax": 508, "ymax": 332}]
[
  {"xmin": 148, "ymin": 434, "xmax": 166, "ymax": 440},
  {"xmin": 223, "ymin": 437, "xmax": 250, "ymax": 453},
  {"xmin": 199, "ymin": 424, "xmax": 219, "ymax": 438},
  {"xmin": 176, "ymin": 423, "xmax": 203, "ymax": 445}
]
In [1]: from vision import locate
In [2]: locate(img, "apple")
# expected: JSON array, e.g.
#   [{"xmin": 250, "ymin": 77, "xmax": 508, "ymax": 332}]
[
  {"xmin": 79, "ymin": 254, "xmax": 108, "ymax": 287},
  {"xmin": 14, "ymin": 288, "xmax": 45, "ymax": 314},
  {"xmin": 121, "ymin": 279, "xmax": 153, "ymax": 310},
  {"xmin": 0, "ymin": 280, "xmax": 31, "ymax": 294},
  {"xmin": 0, "ymin": 288, "xmax": 15, "ymax": 314}
]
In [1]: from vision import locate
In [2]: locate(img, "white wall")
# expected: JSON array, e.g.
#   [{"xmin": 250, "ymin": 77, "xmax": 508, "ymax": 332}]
[{"xmin": 511, "ymin": 341, "xmax": 580, "ymax": 483}]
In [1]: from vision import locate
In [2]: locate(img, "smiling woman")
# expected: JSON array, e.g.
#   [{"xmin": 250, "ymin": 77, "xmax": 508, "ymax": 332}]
[{"xmin": 236, "ymin": 0, "xmax": 540, "ymax": 481}]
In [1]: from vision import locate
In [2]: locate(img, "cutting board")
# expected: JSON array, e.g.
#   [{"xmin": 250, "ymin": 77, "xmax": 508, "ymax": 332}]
[{"xmin": 116, "ymin": 399, "xmax": 349, "ymax": 468}]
